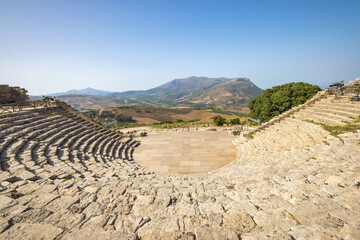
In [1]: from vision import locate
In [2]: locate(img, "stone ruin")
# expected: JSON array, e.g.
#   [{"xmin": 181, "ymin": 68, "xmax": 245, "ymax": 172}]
[
  {"xmin": 327, "ymin": 78, "xmax": 360, "ymax": 96},
  {"xmin": 0, "ymin": 80, "xmax": 359, "ymax": 239}
]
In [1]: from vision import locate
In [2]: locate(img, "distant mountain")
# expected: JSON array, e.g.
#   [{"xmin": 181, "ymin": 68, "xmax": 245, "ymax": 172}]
[
  {"xmin": 110, "ymin": 76, "xmax": 262, "ymax": 108},
  {"xmin": 109, "ymin": 77, "xmax": 231, "ymax": 99},
  {"xmin": 54, "ymin": 94, "xmax": 142, "ymax": 111},
  {"xmin": 36, "ymin": 77, "xmax": 262, "ymax": 110},
  {"xmin": 47, "ymin": 87, "xmax": 111, "ymax": 97}
]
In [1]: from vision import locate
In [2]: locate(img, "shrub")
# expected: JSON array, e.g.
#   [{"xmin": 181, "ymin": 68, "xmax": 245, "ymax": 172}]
[
  {"xmin": 115, "ymin": 114, "xmax": 133, "ymax": 122},
  {"xmin": 213, "ymin": 116, "xmax": 226, "ymax": 126},
  {"xmin": 100, "ymin": 111, "xmax": 115, "ymax": 118},
  {"xmin": 160, "ymin": 120, "xmax": 173, "ymax": 124},
  {"xmin": 229, "ymin": 118, "xmax": 240, "ymax": 125}
]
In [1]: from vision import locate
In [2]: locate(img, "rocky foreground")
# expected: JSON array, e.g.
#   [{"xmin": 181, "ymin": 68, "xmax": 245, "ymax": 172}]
[{"xmin": 1, "ymin": 129, "xmax": 359, "ymax": 239}]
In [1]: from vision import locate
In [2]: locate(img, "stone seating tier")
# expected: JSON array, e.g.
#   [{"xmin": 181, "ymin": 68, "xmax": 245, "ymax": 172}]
[{"xmin": 0, "ymin": 106, "xmax": 143, "ymax": 178}]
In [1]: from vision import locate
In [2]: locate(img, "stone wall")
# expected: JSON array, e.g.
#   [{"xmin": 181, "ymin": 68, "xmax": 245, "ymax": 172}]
[{"xmin": 0, "ymin": 85, "xmax": 28, "ymax": 105}]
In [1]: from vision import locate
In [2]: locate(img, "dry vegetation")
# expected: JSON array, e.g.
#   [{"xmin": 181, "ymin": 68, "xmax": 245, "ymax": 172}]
[
  {"xmin": 84, "ymin": 105, "xmax": 248, "ymax": 129},
  {"xmin": 96, "ymin": 105, "xmax": 247, "ymax": 123},
  {"xmin": 306, "ymin": 115, "xmax": 360, "ymax": 137}
]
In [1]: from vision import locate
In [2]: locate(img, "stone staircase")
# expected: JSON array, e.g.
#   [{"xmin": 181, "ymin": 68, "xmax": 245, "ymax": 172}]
[
  {"xmin": 294, "ymin": 97, "xmax": 360, "ymax": 126},
  {"xmin": 233, "ymin": 94, "xmax": 360, "ymax": 160}
]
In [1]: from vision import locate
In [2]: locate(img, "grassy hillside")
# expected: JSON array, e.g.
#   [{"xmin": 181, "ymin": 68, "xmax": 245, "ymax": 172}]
[
  {"xmin": 108, "ymin": 76, "xmax": 262, "ymax": 109},
  {"xmin": 36, "ymin": 77, "xmax": 262, "ymax": 111}
]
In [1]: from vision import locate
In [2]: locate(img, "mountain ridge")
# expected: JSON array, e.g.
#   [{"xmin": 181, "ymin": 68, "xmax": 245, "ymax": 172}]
[
  {"xmin": 110, "ymin": 77, "xmax": 261, "ymax": 104},
  {"xmin": 43, "ymin": 87, "xmax": 112, "ymax": 97},
  {"xmin": 33, "ymin": 76, "xmax": 262, "ymax": 110}
]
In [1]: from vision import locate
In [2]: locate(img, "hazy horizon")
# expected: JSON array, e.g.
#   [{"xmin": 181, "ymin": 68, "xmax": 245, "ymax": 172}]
[
  {"xmin": 1, "ymin": 0, "xmax": 359, "ymax": 95},
  {"xmin": 29, "ymin": 76, "xmax": 349, "ymax": 97}
]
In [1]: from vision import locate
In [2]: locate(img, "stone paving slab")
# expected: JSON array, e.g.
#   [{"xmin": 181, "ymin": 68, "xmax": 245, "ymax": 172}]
[{"xmin": 133, "ymin": 131, "xmax": 237, "ymax": 174}]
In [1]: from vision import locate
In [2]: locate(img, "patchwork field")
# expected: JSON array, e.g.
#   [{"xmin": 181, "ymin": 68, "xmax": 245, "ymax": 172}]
[{"xmin": 89, "ymin": 105, "xmax": 248, "ymax": 125}]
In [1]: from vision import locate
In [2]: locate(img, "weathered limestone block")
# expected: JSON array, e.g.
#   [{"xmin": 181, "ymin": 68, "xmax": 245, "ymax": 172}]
[
  {"xmin": 16, "ymin": 194, "xmax": 35, "ymax": 206},
  {"xmin": 11, "ymin": 208, "xmax": 53, "ymax": 224},
  {"xmin": 132, "ymin": 195, "xmax": 155, "ymax": 216},
  {"xmin": 114, "ymin": 214, "xmax": 148, "ymax": 233},
  {"xmin": 174, "ymin": 202, "xmax": 196, "ymax": 216},
  {"xmin": 114, "ymin": 202, "xmax": 133, "ymax": 215},
  {"xmin": 0, "ymin": 203, "xmax": 29, "ymax": 220},
  {"xmin": 152, "ymin": 192, "xmax": 172, "ymax": 211},
  {"xmin": 136, "ymin": 216, "xmax": 181, "ymax": 240},
  {"xmin": 287, "ymin": 201, "xmax": 344, "ymax": 230},
  {"xmin": 289, "ymin": 224, "xmax": 341, "ymax": 240},
  {"xmin": 44, "ymin": 208, "xmax": 84, "ymax": 229},
  {"xmin": 45, "ymin": 195, "xmax": 79, "ymax": 212},
  {"xmin": 83, "ymin": 185, "xmax": 100, "ymax": 194},
  {"xmin": 27, "ymin": 193, "xmax": 60, "ymax": 209},
  {"xmin": 104, "ymin": 213, "xmax": 117, "ymax": 228},
  {"xmin": 0, "ymin": 223, "xmax": 63, "ymax": 240},
  {"xmin": 57, "ymin": 179, "xmax": 75, "ymax": 190},
  {"xmin": 194, "ymin": 225, "xmax": 238, "ymax": 240},
  {"xmin": 197, "ymin": 202, "xmax": 224, "ymax": 216},
  {"xmin": 69, "ymin": 193, "xmax": 96, "ymax": 213},
  {"xmin": 241, "ymin": 231, "xmax": 296, "ymax": 240},
  {"xmin": 111, "ymin": 186, "xmax": 127, "ymax": 196},
  {"xmin": 223, "ymin": 211, "xmax": 256, "ymax": 235},
  {"xmin": 0, "ymin": 195, "xmax": 17, "ymax": 212},
  {"xmin": 96, "ymin": 185, "xmax": 113, "ymax": 197},
  {"xmin": 82, "ymin": 202, "xmax": 105, "ymax": 217},
  {"xmin": 0, "ymin": 171, "xmax": 13, "ymax": 182},
  {"xmin": 81, "ymin": 214, "xmax": 110, "ymax": 228},
  {"xmin": 224, "ymin": 200, "xmax": 256, "ymax": 213},
  {"xmin": 63, "ymin": 226, "xmax": 138, "ymax": 240},
  {"xmin": 0, "ymin": 185, "xmax": 7, "ymax": 194},
  {"xmin": 0, "ymin": 218, "xmax": 10, "ymax": 234},
  {"xmin": 16, "ymin": 182, "xmax": 55, "ymax": 195},
  {"xmin": 8, "ymin": 180, "xmax": 28, "ymax": 189}
]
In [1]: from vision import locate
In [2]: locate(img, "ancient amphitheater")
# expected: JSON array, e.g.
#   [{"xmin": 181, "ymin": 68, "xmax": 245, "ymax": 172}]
[{"xmin": 0, "ymin": 80, "xmax": 359, "ymax": 240}]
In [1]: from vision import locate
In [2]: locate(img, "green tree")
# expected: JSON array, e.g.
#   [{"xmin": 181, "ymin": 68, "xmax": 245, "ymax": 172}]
[
  {"xmin": 213, "ymin": 116, "xmax": 226, "ymax": 126},
  {"xmin": 160, "ymin": 120, "xmax": 173, "ymax": 124},
  {"xmin": 115, "ymin": 114, "xmax": 133, "ymax": 122},
  {"xmin": 248, "ymin": 82, "xmax": 321, "ymax": 122},
  {"xmin": 229, "ymin": 118, "xmax": 240, "ymax": 125}
]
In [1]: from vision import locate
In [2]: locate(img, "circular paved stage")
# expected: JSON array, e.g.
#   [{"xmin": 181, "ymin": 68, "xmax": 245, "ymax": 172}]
[{"xmin": 133, "ymin": 131, "xmax": 238, "ymax": 174}]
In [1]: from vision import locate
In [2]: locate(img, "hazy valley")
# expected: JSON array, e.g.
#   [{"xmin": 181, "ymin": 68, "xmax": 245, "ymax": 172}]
[{"xmin": 34, "ymin": 77, "xmax": 261, "ymax": 112}]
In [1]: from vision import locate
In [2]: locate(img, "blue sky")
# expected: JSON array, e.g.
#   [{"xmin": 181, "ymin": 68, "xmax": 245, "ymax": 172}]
[{"xmin": 0, "ymin": 0, "xmax": 359, "ymax": 95}]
